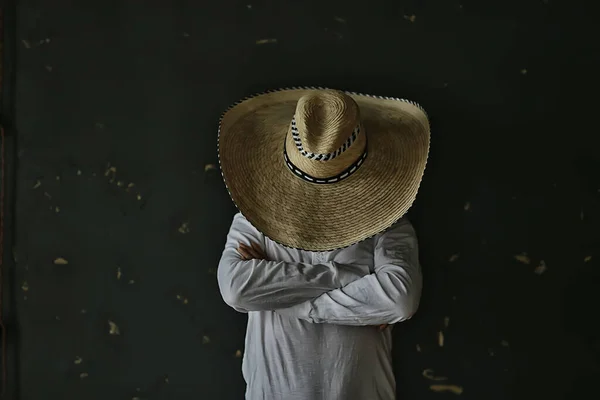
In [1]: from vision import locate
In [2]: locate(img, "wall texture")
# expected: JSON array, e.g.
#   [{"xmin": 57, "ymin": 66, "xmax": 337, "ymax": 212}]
[{"xmin": 7, "ymin": 0, "xmax": 600, "ymax": 399}]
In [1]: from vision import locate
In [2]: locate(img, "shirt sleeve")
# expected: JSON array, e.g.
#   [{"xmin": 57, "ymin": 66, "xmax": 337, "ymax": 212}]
[
  {"xmin": 275, "ymin": 217, "xmax": 422, "ymax": 325},
  {"xmin": 217, "ymin": 213, "xmax": 366, "ymax": 313}
]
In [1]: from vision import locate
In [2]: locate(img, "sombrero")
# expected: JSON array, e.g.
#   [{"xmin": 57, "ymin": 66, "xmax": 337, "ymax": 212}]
[{"xmin": 218, "ymin": 87, "xmax": 430, "ymax": 251}]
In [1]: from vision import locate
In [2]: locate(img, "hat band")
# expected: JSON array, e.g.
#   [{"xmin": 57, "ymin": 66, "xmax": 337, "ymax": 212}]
[
  {"xmin": 283, "ymin": 140, "xmax": 368, "ymax": 184},
  {"xmin": 291, "ymin": 117, "xmax": 360, "ymax": 161}
]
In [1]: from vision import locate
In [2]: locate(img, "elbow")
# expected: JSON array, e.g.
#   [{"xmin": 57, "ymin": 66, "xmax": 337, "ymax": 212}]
[
  {"xmin": 398, "ymin": 298, "xmax": 420, "ymax": 321},
  {"xmin": 390, "ymin": 291, "xmax": 421, "ymax": 323},
  {"xmin": 218, "ymin": 279, "xmax": 239, "ymax": 308},
  {"xmin": 218, "ymin": 259, "xmax": 268, "ymax": 312},
  {"xmin": 217, "ymin": 260, "xmax": 250, "ymax": 311},
  {"xmin": 390, "ymin": 270, "xmax": 422, "ymax": 322},
  {"xmin": 219, "ymin": 281, "xmax": 253, "ymax": 312},
  {"xmin": 221, "ymin": 289, "xmax": 245, "ymax": 310}
]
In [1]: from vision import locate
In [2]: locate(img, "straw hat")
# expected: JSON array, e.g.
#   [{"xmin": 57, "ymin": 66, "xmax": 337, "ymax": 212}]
[{"xmin": 218, "ymin": 87, "xmax": 430, "ymax": 251}]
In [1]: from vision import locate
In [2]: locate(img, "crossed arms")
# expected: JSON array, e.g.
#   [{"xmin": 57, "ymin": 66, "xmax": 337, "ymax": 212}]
[{"xmin": 217, "ymin": 213, "xmax": 422, "ymax": 326}]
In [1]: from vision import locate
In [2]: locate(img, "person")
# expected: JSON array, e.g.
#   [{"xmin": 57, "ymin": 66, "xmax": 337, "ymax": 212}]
[{"xmin": 216, "ymin": 88, "xmax": 430, "ymax": 400}]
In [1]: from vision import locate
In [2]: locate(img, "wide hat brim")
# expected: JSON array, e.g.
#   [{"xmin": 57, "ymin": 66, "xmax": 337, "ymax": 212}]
[{"xmin": 218, "ymin": 87, "xmax": 430, "ymax": 251}]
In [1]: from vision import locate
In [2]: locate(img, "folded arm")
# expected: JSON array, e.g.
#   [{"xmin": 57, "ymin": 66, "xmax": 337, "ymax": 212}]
[
  {"xmin": 276, "ymin": 218, "xmax": 422, "ymax": 326},
  {"xmin": 217, "ymin": 213, "xmax": 365, "ymax": 313}
]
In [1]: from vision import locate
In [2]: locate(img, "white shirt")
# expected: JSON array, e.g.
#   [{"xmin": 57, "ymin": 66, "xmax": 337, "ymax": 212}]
[{"xmin": 217, "ymin": 213, "xmax": 422, "ymax": 400}]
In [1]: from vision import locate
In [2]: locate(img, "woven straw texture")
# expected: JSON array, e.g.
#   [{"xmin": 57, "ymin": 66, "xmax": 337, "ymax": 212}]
[{"xmin": 218, "ymin": 88, "xmax": 430, "ymax": 251}]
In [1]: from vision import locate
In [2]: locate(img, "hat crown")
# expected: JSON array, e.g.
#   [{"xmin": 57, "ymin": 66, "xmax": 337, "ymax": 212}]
[
  {"xmin": 285, "ymin": 90, "xmax": 367, "ymax": 181},
  {"xmin": 294, "ymin": 90, "xmax": 359, "ymax": 155}
]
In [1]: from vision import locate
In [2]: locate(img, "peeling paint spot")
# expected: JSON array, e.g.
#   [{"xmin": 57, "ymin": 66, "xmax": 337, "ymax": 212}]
[
  {"xmin": 177, "ymin": 294, "xmax": 189, "ymax": 304},
  {"xmin": 334, "ymin": 16, "xmax": 346, "ymax": 23},
  {"xmin": 521, "ymin": 68, "xmax": 528, "ymax": 75},
  {"xmin": 108, "ymin": 320, "xmax": 120, "ymax": 335},
  {"xmin": 416, "ymin": 344, "xmax": 421, "ymax": 352},
  {"xmin": 430, "ymin": 384, "xmax": 463, "ymax": 394},
  {"xmin": 74, "ymin": 356, "xmax": 83, "ymax": 364},
  {"xmin": 79, "ymin": 372, "xmax": 88, "ymax": 379},
  {"xmin": 584, "ymin": 256, "xmax": 592, "ymax": 263},
  {"xmin": 21, "ymin": 281, "xmax": 29, "ymax": 292},
  {"xmin": 202, "ymin": 335, "xmax": 211, "ymax": 344},
  {"xmin": 403, "ymin": 15, "xmax": 416, "ymax": 23},
  {"xmin": 534, "ymin": 260, "xmax": 547, "ymax": 275},
  {"xmin": 514, "ymin": 253, "xmax": 531, "ymax": 265},
  {"xmin": 235, "ymin": 349, "xmax": 243, "ymax": 358},
  {"xmin": 54, "ymin": 257, "xmax": 69, "ymax": 265},
  {"xmin": 449, "ymin": 254, "xmax": 459, "ymax": 262},
  {"xmin": 463, "ymin": 201, "xmax": 470, "ymax": 211},
  {"xmin": 444, "ymin": 316, "xmax": 450, "ymax": 328},
  {"xmin": 256, "ymin": 38, "xmax": 277, "ymax": 45},
  {"xmin": 178, "ymin": 222, "xmax": 191, "ymax": 234},
  {"xmin": 22, "ymin": 39, "xmax": 31, "ymax": 48},
  {"xmin": 117, "ymin": 267, "xmax": 122, "ymax": 280},
  {"xmin": 105, "ymin": 165, "xmax": 117, "ymax": 177},
  {"xmin": 501, "ymin": 340, "xmax": 509, "ymax": 347},
  {"xmin": 422, "ymin": 369, "xmax": 448, "ymax": 381},
  {"xmin": 438, "ymin": 331, "xmax": 444, "ymax": 347}
]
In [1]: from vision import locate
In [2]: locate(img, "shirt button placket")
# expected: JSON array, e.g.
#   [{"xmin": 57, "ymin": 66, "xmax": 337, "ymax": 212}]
[{"xmin": 315, "ymin": 252, "xmax": 324, "ymax": 263}]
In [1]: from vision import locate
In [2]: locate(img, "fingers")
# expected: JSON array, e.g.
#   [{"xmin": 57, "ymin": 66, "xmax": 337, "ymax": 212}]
[
  {"xmin": 238, "ymin": 242, "xmax": 264, "ymax": 260},
  {"xmin": 239, "ymin": 244, "xmax": 258, "ymax": 259},
  {"xmin": 250, "ymin": 242, "xmax": 267, "ymax": 259},
  {"xmin": 378, "ymin": 324, "xmax": 388, "ymax": 331},
  {"xmin": 245, "ymin": 243, "xmax": 263, "ymax": 259},
  {"xmin": 238, "ymin": 244, "xmax": 254, "ymax": 260}
]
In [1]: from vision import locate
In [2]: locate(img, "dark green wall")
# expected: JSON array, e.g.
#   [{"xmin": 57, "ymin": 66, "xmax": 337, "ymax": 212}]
[{"xmin": 6, "ymin": 0, "xmax": 599, "ymax": 399}]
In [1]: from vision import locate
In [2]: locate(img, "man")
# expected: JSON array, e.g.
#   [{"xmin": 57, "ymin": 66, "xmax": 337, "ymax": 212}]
[{"xmin": 216, "ymin": 89, "xmax": 430, "ymax": 399}]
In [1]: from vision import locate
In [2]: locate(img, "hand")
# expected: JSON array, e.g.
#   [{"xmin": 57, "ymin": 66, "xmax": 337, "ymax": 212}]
[
  {"xmin": 377, "ymin": 324, "xmax": 389, "ymax": 331},
  {"xmin": 238, "ymin": 242, "xmax": 267, "ymax": 261}
]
